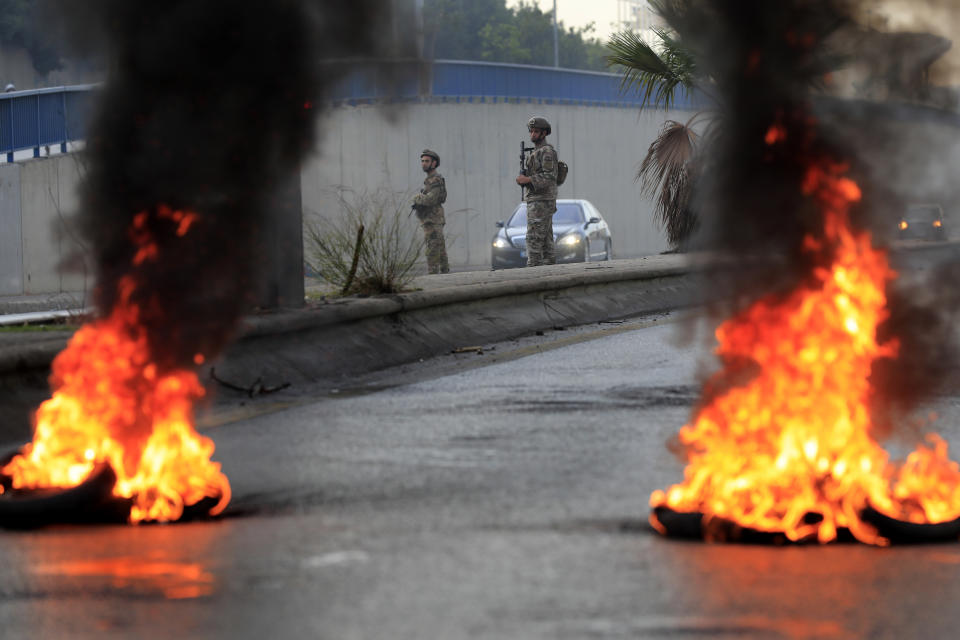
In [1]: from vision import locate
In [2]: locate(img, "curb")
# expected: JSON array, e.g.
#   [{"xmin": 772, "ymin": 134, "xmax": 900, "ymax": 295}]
[
  {"xmin": 241, "ymin": 254, "xmax": 704, "ymax": 337},
  {"xmin": 212, "ymin": 255, "xmax": 714, "ymax": 390},
  {"xmin": 0, "ymin": 255, "xmax": 710, "ymax": 382},
  {"xmin": 0, "ymin": 254, "xmax": 709, "ymax": 444},
  {"xmin": 1, "ymin": 241, "xmax": 954, "ymax": 439}
]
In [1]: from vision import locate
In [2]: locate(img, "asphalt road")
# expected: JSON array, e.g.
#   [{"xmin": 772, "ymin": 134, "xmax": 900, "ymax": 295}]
[{"xmin": 2, "ymin": 311, "xmax": 960, "ymax": 639}]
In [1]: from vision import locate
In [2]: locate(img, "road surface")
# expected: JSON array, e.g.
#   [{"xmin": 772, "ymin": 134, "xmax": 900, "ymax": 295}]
[{"xmin": 1, "ymin": 311, "xmax": 960, "ymax": 639}]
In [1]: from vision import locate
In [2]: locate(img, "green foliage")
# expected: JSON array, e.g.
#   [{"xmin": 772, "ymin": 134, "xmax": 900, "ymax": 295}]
[
  {"xmin": 424, "ymin": 0, "xmax": 609, "ymax": 71},
  {"xmin": 637, "ymin": 115, "xmax": 702, "ymax": 247},
  {"xmin": 605, "ymin": 15, "xmax": 706, "ymax": 249},
  {"xmin": 305, "ymin": 188, "xmax": 424, "ymax": 296},
  {"xmin": 605, "ymin": 27, "xmax": 697, "ymax": 109},
  {"xmin": 0, "ymin": 0, "xmax": 63, "ymax": 76},
  {"xmin": 426, "ymin": 0, "xmax": 512, "ymax": 61}
]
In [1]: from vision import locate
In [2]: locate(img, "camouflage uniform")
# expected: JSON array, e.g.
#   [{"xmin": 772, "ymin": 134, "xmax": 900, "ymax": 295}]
[
  {"xmin": 523, "ymin": 135, "xmax": 558, "ymax": 267},
  {"xmin": 412, "ymin": 158, "xmax": 450, "ymax": 274}
]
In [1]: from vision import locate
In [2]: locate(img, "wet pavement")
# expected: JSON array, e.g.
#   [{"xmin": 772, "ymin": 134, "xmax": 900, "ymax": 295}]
[
  {"xmin": 2, "ymin": 313, "xmax": 960, "ymax": 638},
  {"xmin": 0, "ymin": 255, "xmax": 705, "ymax": 445}
]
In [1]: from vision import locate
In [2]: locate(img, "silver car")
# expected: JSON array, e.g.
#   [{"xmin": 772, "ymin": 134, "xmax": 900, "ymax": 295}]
[{"xmin": 491, "ymin": 199, "xmax": 613, "ymax": 269}]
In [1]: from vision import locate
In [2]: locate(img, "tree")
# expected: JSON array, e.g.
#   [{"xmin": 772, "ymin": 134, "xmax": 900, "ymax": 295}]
[
  {"xmin": 605, "ymin": 27, "xmax": 701, "ymax": 110},
  {"xmin": 425, "ymin": 0, "xmax": 512, "ymax": 61},
  {"xmin": 424, "ymin": 0, "xmax": 609, "ymax": 71},
  {"xmin": 635, "ymin": 114, "xmax": 703, "ymax": 248},
  {"xmin": 607, "ymin": 0, "xmax": 849, "ymax": 250},
  {"xmin": 605, "ymin": 15, "xmax": 711, "ymax": 249}
]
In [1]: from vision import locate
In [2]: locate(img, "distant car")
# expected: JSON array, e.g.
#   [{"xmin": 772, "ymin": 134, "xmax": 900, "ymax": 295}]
[
  {"xmin": 491, "ymin": 199, "xmax": 613, "ymax": 269},
  {"xmin": 898, "ymin": 204, "xmax": 946, "ymax": 241}
]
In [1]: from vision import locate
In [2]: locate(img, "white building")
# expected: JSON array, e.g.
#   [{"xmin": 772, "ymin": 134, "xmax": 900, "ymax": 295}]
[{"xmin": 617, "ymin": 0, "xmax": 665, "ymax": 42}]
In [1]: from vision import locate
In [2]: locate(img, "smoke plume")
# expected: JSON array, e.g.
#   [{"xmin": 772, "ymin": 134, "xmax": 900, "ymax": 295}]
[
  {"xmin": 858, "ymin": 0, "xmax": 960, "ymax": 86},
  {"xmin": 671, "ymin": 0, "xmax": 855, "ymax": 292},
  {"xmin": 61, "ymin": 0, "xmax": 387, "ymax": 370},
  {"xmin": 662, "ymin": 0, "xmax": 960, "ymax": 428}
]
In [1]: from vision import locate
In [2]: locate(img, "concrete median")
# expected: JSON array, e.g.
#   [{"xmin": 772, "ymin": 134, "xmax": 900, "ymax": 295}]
[
  {"xmin": 0, "ymin": 254, "xmax": 712, "ymax": 443},
  {"xmin": 2, "ymin": 240, "xmax": 955, "ymax": 443},
  {"xmin": 219, "ymin": 254, "xmax": 715, "ymax": 392}
]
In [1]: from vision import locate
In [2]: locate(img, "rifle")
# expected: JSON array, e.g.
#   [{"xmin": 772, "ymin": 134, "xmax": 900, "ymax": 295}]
[{"xmin": 519, "ymin": 141, "xmax": 534, "ymax": 200}]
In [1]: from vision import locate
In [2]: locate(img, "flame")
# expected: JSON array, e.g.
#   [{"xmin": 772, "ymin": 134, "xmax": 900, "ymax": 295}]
[
  {"xmin": 650, "ymin": 164, "xmax": 960, "ymax": 545},
  {"xmin": 157, "ymin": 204, "xmax": 198, "ymax": 237},
  {"xmin": 2, "ymin": 207, "xmax": 230, "ymax": 524},
  {"xmin": 33, "ymin": 557, "xmax": 215, "ymax": 599},
  {"xmin": 765, "ymin": 124, "xmax": 787, "ymax": 145}
]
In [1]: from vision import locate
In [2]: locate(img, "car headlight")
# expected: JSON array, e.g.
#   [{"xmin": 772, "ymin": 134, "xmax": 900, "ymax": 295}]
[
  {"xmin": 492, "ymin": 237, "xmax": 510, "ymax": 248},
  {"xmin": 559, "ymin": 233, "xmax": 581, "ymax": 246}
]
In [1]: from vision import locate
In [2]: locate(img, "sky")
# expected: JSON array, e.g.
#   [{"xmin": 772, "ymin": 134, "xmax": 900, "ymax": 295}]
[
  {"xmin": 506, "ymin": 0, "xmax": 624, "ymax": 41},
  {"xmin": 510, "ymin": 1, "xmax": 960, "ymax": 84}
]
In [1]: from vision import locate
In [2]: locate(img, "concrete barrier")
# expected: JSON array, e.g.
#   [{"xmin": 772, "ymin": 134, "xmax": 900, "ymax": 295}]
[
  {"xmin": 1, "ymin": 241, "xmax": 956, "ymax": 445},
  {"xmin": 0, "ymin": 255, "xmax": 709, "ymax": 444},
  {"xmin": 215, "ymin": 256, "xmax": 711, "ymax": 390}
]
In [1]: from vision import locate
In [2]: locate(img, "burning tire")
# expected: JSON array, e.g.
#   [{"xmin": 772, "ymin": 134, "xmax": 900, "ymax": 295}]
[
  {"xmin": 0, "ymin": 462, "xmax": 130, "ymax": 528},
  {"xmin": 0, "ymin": 448, "xmax": 225, "ymax": 528},
  {"xmin": 651, "ymin": 506, "xmax": 811, "ymax": 544},
  {"xmin": 652, "ymin": 506, "xmax": 960, "ymax": 545},
  {"xmin": 861, "ymin": 506, "xmax": 960, "ymax": 544}
]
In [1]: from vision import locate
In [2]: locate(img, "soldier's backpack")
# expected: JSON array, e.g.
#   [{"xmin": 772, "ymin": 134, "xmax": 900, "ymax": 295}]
[{"xmin": 556, "ymin": 160, "xmax": 568, "ymax": 186}]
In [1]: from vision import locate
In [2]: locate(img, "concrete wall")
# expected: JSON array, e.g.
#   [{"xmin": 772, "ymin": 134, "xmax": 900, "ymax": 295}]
[
  {"xmin": 301, "ymin": 101, "xmax": 688, "ymax": 267},
  {"xmin": 0, "ymin": 152, "xmax": 300, "ymax": 306},
  {"xmin": 0, "ymin": 164, "xmax": 22, "ymax": 295},
  {"xmin": 0, "ymin": 154, "xmax": 90, "ymax": 296},
  {"xmin": 7, "ymin": 98, "xmax": 960, "ymax": 298},
  {"xmin": 4, "ymin": 100, "xmax": 682, "ymax": 297}
]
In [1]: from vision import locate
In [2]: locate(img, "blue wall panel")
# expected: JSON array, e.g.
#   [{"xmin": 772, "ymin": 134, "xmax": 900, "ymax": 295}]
[
  {"xmin": 9, "ymin": 96, "xmax": 37, "ymax": 150},
  {"xmin": 38, "ymin": 93, "xmax": 66, "ymax": 144},
  {"xmin": 333, "ymin": 60, "xmax": 702, "ymax": 109},
  {"xmin": 0, "ymin": 101, "xmax": 11, "ymax": 151},
  {"xmin": 1, "ymin": 86, "xmax": 97, "ymax": 158},
  {"xmin": 1, "ymin": 63, "xmax": 700, "ymax": 159}
]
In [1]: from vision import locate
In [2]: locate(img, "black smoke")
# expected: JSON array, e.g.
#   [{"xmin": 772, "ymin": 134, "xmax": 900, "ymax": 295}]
[
  {"xmin": 660, "ymin": 0, "xmax": 960, "ymax": 431},
  {"xmin": 59, "ymin": 0, "xmax": 387, "ymax": 370},
  {"xmin": 661, "ymin": 0, "xmax": 854, "ymax": 295}
]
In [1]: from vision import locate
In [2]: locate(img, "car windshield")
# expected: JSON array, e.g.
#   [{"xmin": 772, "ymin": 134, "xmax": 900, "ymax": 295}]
[
  {"xmin": 905, "ymin": 206, "xmax": 942, "ymax": 222},
  {"xmin": 508, "ymin": 203, "xmax": 584, "ymax": 227}
]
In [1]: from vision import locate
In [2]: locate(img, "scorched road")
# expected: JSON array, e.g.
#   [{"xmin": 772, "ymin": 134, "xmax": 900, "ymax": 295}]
[{"xmin": 1, "ymin": 310, "xmax": 960, "ymax": 639}]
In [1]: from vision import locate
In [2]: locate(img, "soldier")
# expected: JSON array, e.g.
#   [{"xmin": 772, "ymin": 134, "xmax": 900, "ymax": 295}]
[
  {"xmin": 411, "ymin": 149, "xmax": 450, "ymax": 274},
  {"xmin": 516, "ymin": 116, "xmax": 558, "ymax": 266}
]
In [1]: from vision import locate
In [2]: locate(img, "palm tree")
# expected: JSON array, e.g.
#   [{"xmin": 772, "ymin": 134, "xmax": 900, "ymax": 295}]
[
  {"xmin": 606, "ymin": 24, "xmax": 711, "ymax": 249},
  {"xmin": 606, "ymin": 27, "xmax": 699, "ymax": 110}
]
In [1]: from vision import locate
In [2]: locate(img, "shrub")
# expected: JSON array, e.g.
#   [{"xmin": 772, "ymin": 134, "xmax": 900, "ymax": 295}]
[{"xmin": 305, "ymin": 187, "xmax": 424, "ymax": 295}]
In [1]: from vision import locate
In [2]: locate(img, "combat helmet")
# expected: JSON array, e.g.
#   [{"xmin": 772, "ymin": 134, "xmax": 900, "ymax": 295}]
[
  {"xmin": 527, "ymin": 116, "xmax": 551, "ymax": 135},
  {"xmin": 420, "ymin": 148, "xmax": 440, "ymax": 167}
]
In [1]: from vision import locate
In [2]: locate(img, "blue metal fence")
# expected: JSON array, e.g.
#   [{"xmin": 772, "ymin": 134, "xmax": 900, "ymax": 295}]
[
  {"xmin": 431, "ymin": 60, "xmax": 700, "ymax": 108},
  {"xmin": 0, "ymin": 85, "xmax": 97, "ymax": 162},
  {"xmin": 1, "ymin": 62, "xmax": 697, "ymax": 161},
  {"xmin": 325, "ymin": 60, "xmax": 423, "ymax": 102},
  {"xmin": 327, "ymin": 59, "xmax": 703, "ymax": 110}
]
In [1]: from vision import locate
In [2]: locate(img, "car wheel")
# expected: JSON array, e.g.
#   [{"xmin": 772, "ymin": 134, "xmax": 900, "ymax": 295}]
[
  {"xmin": 583, "ymin": 238, "xmax": 592, "ymax": 262},
  {"xmin": 604, "ymin": 238, "xmax": 612, "ymax": 261}
]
